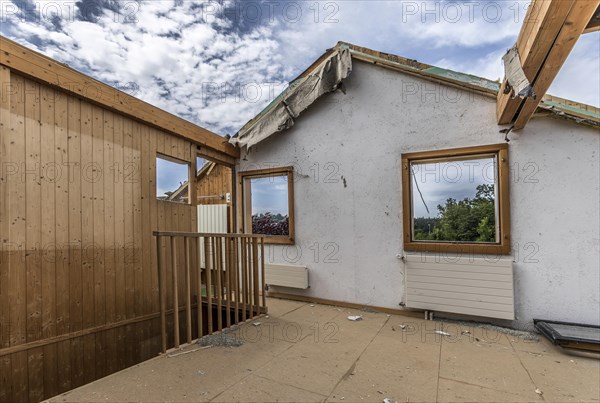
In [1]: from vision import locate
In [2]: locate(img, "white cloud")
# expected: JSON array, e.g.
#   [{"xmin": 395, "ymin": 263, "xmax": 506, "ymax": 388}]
[
  {"xmin": 1, "ymin": 0, "xmax": 597, "ymax": 135},
  {"xmin": 435, "ymin": 49, "xmax": 506, "ymax": 82},
  {"xmin": 549, "ymin": 33, "xmax": 600, "ymax": 107}
]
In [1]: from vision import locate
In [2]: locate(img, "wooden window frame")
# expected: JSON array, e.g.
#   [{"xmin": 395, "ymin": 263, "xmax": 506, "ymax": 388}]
[
  {"xmin": 401, "ymin": 143, "xmax": 511, "ymax": 255},
  {"xmin": 156, "ymin": 152, "xmax": 192, "ymax": 205},
  {"xmin": 238, "ymin": 167, "xmax": 295, "ymax": 245}
]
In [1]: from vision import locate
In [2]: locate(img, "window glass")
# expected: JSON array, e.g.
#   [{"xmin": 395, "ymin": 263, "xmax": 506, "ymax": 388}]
[
  {"xmin": 249, "ymin": 175, "xmax": 290, "ymax": 236},
  {"xmin": 410, "ymin": 156, "xmax": 498, "ymax": 243}
]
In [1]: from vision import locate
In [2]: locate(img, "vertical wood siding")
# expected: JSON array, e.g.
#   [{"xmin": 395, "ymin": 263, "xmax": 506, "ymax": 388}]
[{"xmin": 0, "ymin": 71, "xmax": 202, "ymax": 401}]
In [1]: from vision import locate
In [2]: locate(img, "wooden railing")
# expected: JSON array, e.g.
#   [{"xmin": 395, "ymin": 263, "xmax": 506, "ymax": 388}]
[{"xmin": 153, "ymin": 231, "xmax": 266, "ymax": 353}]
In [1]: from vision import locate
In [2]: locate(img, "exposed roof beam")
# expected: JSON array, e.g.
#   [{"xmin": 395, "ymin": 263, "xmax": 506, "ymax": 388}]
[
  {"xmin": 583, "ymin": 4, "xmax": 600, "ymax": 33},
  {"xmin": 496, "ymin": 0, "xmax": 574, "ymax": 125},
  {"xmin": 496, "ymin": 0, "xmax": 599, "ymax": 129},
  {"xmin": 513, "ymin": 0, "xmax": 600, "ymax": 130}
]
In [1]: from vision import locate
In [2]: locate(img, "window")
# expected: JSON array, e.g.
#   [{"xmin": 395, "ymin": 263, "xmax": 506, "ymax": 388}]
[
  {"xmin": 156, "ymin": 153, "xmax": 190, "ymax": 204},
  {"xmin": 240, "ymin": 167, "xmax": 294, "ymax": 244},
  {"xmin": 401, "ymin": 144, "xmax": 510, "ymax": 254}
]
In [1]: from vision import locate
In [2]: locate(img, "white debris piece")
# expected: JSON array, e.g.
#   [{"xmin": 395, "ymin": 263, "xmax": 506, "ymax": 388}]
[
  {"xmin": 252, "ymin": 322, "xmax": 262, "ymax": 327},
  {"xmin": 348, "ymin": 315, "xmax": 363, "ymax": 321},
  {"xmin": 435, "ymin": 330, "xmax": 451, "ymax": 336},
  {"xmin": 535, "ymin": 388, "xmax": 543, "ymax": 396}
]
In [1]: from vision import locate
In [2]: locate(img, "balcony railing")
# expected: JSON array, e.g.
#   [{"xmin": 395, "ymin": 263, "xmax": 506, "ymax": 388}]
[{"xmin": 153, "ymin": 231, "xmax": 266, "ymax": 353}]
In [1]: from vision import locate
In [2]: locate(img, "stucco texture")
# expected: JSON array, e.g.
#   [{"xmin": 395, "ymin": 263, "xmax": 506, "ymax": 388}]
[{"xmin": 240, "ymin": 60, "xmax": 600, "ymax": 327}]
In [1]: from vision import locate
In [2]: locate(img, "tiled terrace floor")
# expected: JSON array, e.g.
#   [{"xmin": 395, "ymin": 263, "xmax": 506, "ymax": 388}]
[{"xmin": 52, "ymin": 298, "xmax": 600, "ymax": 402}]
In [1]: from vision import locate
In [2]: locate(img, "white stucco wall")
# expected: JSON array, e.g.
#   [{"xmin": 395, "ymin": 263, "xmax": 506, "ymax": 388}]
[{"xmin": 239, "ymin": 60, "xmax": 600, "ymax": 327}]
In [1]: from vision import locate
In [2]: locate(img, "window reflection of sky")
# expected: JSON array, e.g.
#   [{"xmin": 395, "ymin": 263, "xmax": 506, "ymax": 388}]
[{"xmin": 411, "ymin": 157, "xmax": 496, "ymax": 218}]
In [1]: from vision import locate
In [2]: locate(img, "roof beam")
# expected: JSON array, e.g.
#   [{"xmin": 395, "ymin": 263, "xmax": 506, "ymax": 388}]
[
  {"xmin": 496, "ymin": 0, "xmax": 575, "ymax": 125},
  {"xmin": 512, "ymin": 0, "xmax": 600, "ymax": 130},
  {"xmin": 583, "ymin": 4, "xmax": 600, "ymax": 33},
  {"xmin": 0, "ymin": 36, "xmax": 239, "ymax": 158}
]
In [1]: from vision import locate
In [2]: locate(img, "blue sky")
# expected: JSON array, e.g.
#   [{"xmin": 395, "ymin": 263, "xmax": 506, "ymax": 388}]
[{"xmin": 2, "ymin": 0, "xmax": 598, "ymax": 139}]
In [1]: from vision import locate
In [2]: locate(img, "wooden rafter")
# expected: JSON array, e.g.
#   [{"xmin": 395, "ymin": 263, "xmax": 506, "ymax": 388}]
[
  {"xmin": 496, "ymin": 0, "xmax": 599, "ymax": 129},
  {"xmin": 583, "ymin": 3, "xmax": 600, "ymax": 33}
]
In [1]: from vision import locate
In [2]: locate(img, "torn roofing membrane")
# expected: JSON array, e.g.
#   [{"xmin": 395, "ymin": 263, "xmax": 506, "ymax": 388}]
[
  {"xmin": 230, "ymin": 47, "xmax": 352, "ymax": 150},
  {"xmin": 502, "ymin": 46, "xmax": 536, "ymax": 99},
  {"xmin": 231, "ymin": 42, "xmax": 599, "ymax": 151}
]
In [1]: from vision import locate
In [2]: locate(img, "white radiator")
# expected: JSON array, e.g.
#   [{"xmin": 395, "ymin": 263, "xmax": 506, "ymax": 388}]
[
  {"xmin": 265, "ymin": 263, "xmax": 309, "ymax": 289},
  {"xmin": 197, "ymin": 204, "xmax": 228, "ymax": 267},
  {"xmin": 198, "ymin": 204, "xmax": 229, "ymax": 233},
  {"xmin": 404, "ymin": 254, "xmax": 514, "ymax": 320}
]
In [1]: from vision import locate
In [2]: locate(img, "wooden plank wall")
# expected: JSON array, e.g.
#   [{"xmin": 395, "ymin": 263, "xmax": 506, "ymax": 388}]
[
  {"xmin": 196, "ymin": 163, "xmax": 232, "ymax": 205},
  {"xmin": 0, "ymin": 71, "xmax": 201, "ymax": 402}
]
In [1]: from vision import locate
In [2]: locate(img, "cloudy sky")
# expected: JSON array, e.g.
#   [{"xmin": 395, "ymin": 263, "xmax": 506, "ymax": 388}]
[
  {"xmin": 411, "ymin": 157, "xmax": 496, "ymax": 218},
  {"xmin": 250, "ymin": 175, "xmax": 289, "ymax": 216},
  {"xmin": 2, "ymin": 0, "xmax": 598, "ymax": 137}
]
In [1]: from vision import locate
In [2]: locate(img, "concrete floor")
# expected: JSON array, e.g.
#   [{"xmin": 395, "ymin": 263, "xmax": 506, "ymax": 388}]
[{"xmin": 52, "ymin": 298, "xmax": 600, "ymax": 403}]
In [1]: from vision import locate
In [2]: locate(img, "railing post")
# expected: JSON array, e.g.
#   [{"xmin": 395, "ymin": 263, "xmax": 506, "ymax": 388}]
[
  {"xmin": 204, "ymin": 237, "xmax": 213, "ymax": 334},
  {"xmin": 225, "ymin": 238, "xmax": 232, "ymax": 329},
  {"xmin": 261, "ymin": 237, "xmax": 266, "ymax": 310},
  {"xmin": 252, "ymin": 238, "xmax": 259, "ymax": 317},
  {"xmin": 171, "ymin": 236, "xmax": 179, "ymax": 349},
  {"xmin": 241, "ymin": 237, "xmax": 248, "ymax": 320},
  {"xmin": 156, "ymin": 235, "xmax": 166, "ymax": 354},
  {"xmin": 196, "ymin": 237, "xmax": 203, "ymax": 339},
  {"xmin": 215, "ymin": 237, "xmax": 223, "ymax": 331},
  {"xmin": 233, "ymin": 237, "xmax": 239, "ymax": 323},
  {"xmin": 184, "ymin": 237, "xmax": 192, "ymax": 344}
]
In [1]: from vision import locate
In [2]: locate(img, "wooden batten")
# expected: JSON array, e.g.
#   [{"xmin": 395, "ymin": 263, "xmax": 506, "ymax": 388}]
[{"xmin": 266, "ymin": 292, "xmax": 424, "ymax": 319}]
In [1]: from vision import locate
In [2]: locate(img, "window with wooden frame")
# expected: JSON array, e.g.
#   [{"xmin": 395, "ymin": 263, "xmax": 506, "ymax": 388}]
[
  {"xmin": 401, "ymin": 144, "xmax": 510, "ymax": 255},
  {"xmin": 239, "ymin": 167, "xmax": 295, "ymax": 245},
  {"xmin": 156, "ymin": 153, "xmax": 191, "ymax": 204}
]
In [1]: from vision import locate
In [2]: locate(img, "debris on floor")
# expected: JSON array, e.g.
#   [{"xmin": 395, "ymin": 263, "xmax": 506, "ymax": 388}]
[
  {"xmin": 252, "ymin": 322, "xmax": 262, "ymax": 326},
  {"xmin": 348, "ymin": 315, "xmax": 363, "ymax": 321},
  {"xmin": 382, "ymin": 398, "xmax": 398, "ymax": 403},
  {"xmin": 166, "ymin": 345, "xmax": 212, "ymax": 358},
  {"xmin": 440, "ymin": 319, "xmax": 539, "ymax": 341},
  {"xmin": 435, "ymin": 330, "xmax": 451, "ymax": 336},
  {"xmin": 197, "ymin": 331, "xmax": 244, "ymax": 348}
]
